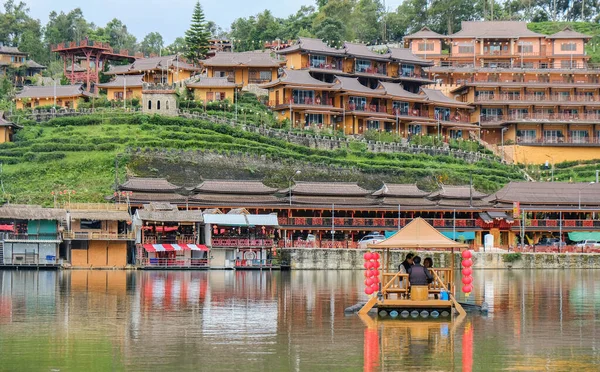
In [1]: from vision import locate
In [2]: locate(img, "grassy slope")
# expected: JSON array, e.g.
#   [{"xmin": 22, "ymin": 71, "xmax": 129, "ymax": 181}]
[{"xmin": 0, "ymin": 114, "xmax": 524, "ymax": 206}]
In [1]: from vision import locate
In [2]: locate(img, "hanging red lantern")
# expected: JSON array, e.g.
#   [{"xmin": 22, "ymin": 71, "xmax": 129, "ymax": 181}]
[
  {"xmin": 370, "ymin": 283, "xmax": 379, "ymax": 291},
  {"xmin": 461, "ymin": 250, "xmax": 472, "ymax": 259},
  {"xmin": 363, "ymin": 261, "xmax": 372, "ymax": 269},
  {"xmin": 373, "ymin": 269, "xmax": 380, "ymax": 277},
  {"xmin": 461, "ymin": 258, "xmax": 473, "ymax": 268},
  {"xmin": 462, "ymin": 267, "xmax": 473, "ymax": 276},
  {"xmin": 365, "ymin": 287, "xmax": 374, "ymax": 295},
  {"xmin": 462, "ymin": 276, "xmax": 473, "ymax": 285},
  {"xmin": 365, "ymin": 278, "xmax": 373, "ymax": 286},
  {"xmin": 372, "ymin": 276, "xmax": 380, "ymax": 283},
  {"xmin": 372, "ymin": 252, "xmax": 380, "ymax": 260},
  {"xmin": 373, "ymin": 261, "xmax": 380, "ymax": 268},
  {"xmin": 364, "ymin": 252, "xmax": 373, "ymax": 260},
  {"xmin": 462, "ymin": 284, "xmax": 473, "ymax": 293}
]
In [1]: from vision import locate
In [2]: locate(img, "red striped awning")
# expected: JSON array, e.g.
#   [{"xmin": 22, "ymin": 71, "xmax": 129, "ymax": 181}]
[{"xmin": 142, "ymin": 244, "xmax": 209, "ymax": 252}]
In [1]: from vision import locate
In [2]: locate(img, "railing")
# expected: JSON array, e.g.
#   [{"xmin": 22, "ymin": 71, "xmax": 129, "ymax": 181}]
[
  {"xmin": 235, "ymin": 259, "xmax": 278, "ymax": 267},
  {"xmin": 4, "ymin": 233, "xmax": 61, "ymax": 241},
  {"xmin": 63, "ymin": 231, "xmax": 134, "ymax": 240},
  {"xmin": 143, "ymin": 235, "xmax": 197, "ymax": 244},
  {"xmin": 303, "ymin": 62, "xmax": 343, "ymax": 71},
  {"xmin": 290, "ymin": 97, "xmax": 335, "ymax": 106},
  {"xmin": 481, "ymin": 112, "xmax": 600, "ymax": 123},
  {"xmin": 4, "ymin": 255, "xmax": 58, "ymax": 266},
  {"xmin": 277, "ymin": 217, "xmax": 481, "ymax": 228},
  {"xmin": 212, "ymin": 238, "xmax": 274, "ymax": 247},
  {"xmin": 475, "ymin": 94, "xmax": 600, "ymax": 103},
  {"xmin": 355, "ymin": 66, "xmax": 387, "ymax": 75},
  {"xmin": 529, "ymin": 219, "xmax": 600, "ymax": 228},
  {"xmin": 392, "ymin": 108, "xmax": 430, "ymax": 118},
  {"xmin": 381, "ymin": 268, "xmax": 453, "ymax": 299},
  {"xmin": 139, "ymin": 258, "xmax": 209, "ymax": 268},
  {"xmin": 347, "ymin": 104, "xmax": 389, "ymax": 113},
  {"xmin": 516, "ymin": 137, "xmax": 600, "ymax": 145},
  {"xmin": 278, "ymin": 240, "xmax": 359, "ymax": 249},
  {"xmin": 434, "ymin": 60, "xmax": 600, "ymax": 70},
  {"xmin": 396, "ymin": 71, "xmax": 430, "ymax": 80},
  {"xmin": 248, "ymin": 78, "xmax": 272, "ymax": 84}
]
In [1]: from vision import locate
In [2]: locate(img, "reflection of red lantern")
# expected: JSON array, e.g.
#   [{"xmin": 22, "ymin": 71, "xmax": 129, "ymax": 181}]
[
  {"xmin": 462, "ymin": 276, "xmax": 473, "ymax": 285},
  {"xmin": 462, "ymin": 268, "xmax": 472, "ymax": 276},
  {"xmin": 462, "ymin": 259, "xmax": 473, "ymax": 268},
  {"xmin": 462, "ymin": 284, "xmax": 473, "ymax": 293},
  {"xmin": 461, "ymin": 250, "xmax": 472, "ymax": 259}
]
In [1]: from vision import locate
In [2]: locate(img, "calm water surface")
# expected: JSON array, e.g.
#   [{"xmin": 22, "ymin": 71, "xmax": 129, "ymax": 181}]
[{"xmin": 1, "ymin": 269, "xmax": 600, "ymax": 371}]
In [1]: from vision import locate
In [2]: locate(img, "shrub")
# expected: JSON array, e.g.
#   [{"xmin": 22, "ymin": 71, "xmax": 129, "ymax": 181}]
[{"xmin": 503, "ymin": 252, "xmax": 522, "ymax": 263}]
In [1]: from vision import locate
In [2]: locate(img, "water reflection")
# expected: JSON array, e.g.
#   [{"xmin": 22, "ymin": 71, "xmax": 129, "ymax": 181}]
[{"xmin": 0, "ymin": 269, "xmax": 600, "ymax": 370}]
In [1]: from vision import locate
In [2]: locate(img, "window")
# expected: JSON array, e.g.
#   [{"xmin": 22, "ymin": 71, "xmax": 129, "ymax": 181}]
[
  {"xmin": 215, "ymin": 92, "xmax": 226, "ymax": 101},
  {"xmin": 114, "ymin": 92, "xmax": 124, "ymax": 100},
  {"xmin": 310, "ymin": 55, "xmax": 326, "ymax": 68},
  {"xmin": 348, "ymin": 96, "xmax": 366, "ymax": 111},
  {"xmin": 80, "ymin": 220, "xmax": 102, "ymax": 229},
  {"xmin": 476, "ymin": 90, "xmax": 495, "ymax": 101},
  {"xmin": 561, "ymin": 43, "xmax": 577, "ymax": 51},
  {"xmin": 305, "ymin": 114, "xmax": 323, "ymax": 127},
  {"xmin": 401, "ymin": 64, "xmax": 415, "ymax": 77},
  {"xmin": 458, "ymin": 46, "xmax": 474, "ymax": 54},
  {"xmin": 407, "ymin": 124, "xmax": 421, "ymax": 135},
  {"xmin": 532, "ymin": 91, "xmax": 545, "ymax": 100},
  {"xmin": 434, "ymin": 107, "xmax": 451, "ymax": 121},
  {"xmin": 71, "ymin": 241, "xmax": 89, "ymax": 250},
  {"xmin": 259, "ymin": 70, "xmax": 271, "ymax": 81},
  {"xmin": 148, "ymin": 100, "xmax": 152, "ymax": 109},
  {"xmin": 516, "ymin": 130, "xmax": 536, "ymax": 143},
  {"xmin": 366, "ymin": 120, "xmax": 380, "ymax": 130},
  {"xmin": 503, "ymin": 91, "xmax": 520, "ymax": 100},
  {"xmin": 570, "ymin": 130, "xmax": 589, "ymax": 143},
  {"xmin": 481, "ymin": 108, "xmax": 503, "ymax": 120},
  {"xmin": 393, "ymin": 101, "xmax": 409, "ymax": 115},
  {"xmin": 517, "ymin": 44, "xmax": 533, "ymax": 53},
  {"xmin": 510, "ymin": 108, "xmax": 529, "ymax": 119},
  {"xmin": 417, "ymin": 43, "xmax": 434, "ymax": 51},
  {"xmin": 543, "ymin": 130, "xmax": 563, "ymax": 143},
  {"xmin": 206, "ymin": 92, "xmax": 214, "ymax": 101},
  {"xmin": 556, "ymin": 91, "xmax": 570, "ymax": 101},
  {"xmin": 292, "ymin": 89, "xmax": 315, "ymax": 105},
  {"xmin": 10, "ymin": 56, "xmax": 14, "ymax": 62},
  {"xmin": 561, "ymin": 60, "xmax": 575, "ymax": 68},
  {"xmin": 157, "ymin": 100, "xmax": 161, "ymax": 110},
  {"xmin": 449, "ymin": 130, "xmax": 463, "ymax": 139},
  {"xmin": 356, "ymin": 59, "xmax": 371, "ymax": 72},
  {"xmin": 21, "ymin": 57, "xmax": 25, "ymax": 63}
]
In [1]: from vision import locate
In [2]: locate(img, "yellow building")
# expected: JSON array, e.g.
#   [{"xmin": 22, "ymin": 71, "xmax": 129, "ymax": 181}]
[
  {"xmin": 0, "ymin": 112, "xmax": 21, "ymax": 143},
  {"xmin": 65, "ymin": 206, "xmax": 134, "ymax": 269},
  {"xmin": 186, "ymin": 77, "xmax": 242, "ymax": 102},
  {"xmin": 96, "ymin": 74, "xmax": 144, "ymax": 101},
  {"xmin": 201, "ymin": 51, "xmax": 285, "ymax": 88},
  {"xmin": 0, "ymin": 46, "xmax": 46, "ymax": 83},
  {"xmin": 15, "ymin": 84, "xmax": 92, "ymax": 109},
  {"xmin": 105, "ymin": 55, "xmax": 198, "ymax": 85}
]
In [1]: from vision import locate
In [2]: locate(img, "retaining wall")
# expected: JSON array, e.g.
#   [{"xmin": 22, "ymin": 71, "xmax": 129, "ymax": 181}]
[{"xmin": 285, "ymin": 249, "xmax": 600, "ymax": 270}]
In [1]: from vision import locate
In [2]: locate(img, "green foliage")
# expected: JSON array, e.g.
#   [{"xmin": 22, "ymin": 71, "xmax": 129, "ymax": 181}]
[
  {"xmin": 139, "ymin": 32, "xmax": 164, "ymax": 56},
  {"xmin": 185, "ymin": 1, "xmax": 211, "ymax": 63},
  {"xmin": 503, "ymin": 253, "xmax": 522, "ymax": 263}
]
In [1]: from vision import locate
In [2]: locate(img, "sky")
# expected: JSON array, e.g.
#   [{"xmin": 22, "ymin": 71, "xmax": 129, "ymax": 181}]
[{"xmin": 23, "ymin": 0, "xmax": 405, "ymax": 44}]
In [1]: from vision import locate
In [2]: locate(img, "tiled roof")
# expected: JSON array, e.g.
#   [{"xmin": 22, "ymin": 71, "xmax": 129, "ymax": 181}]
[
  {"xmin": 547, "ymin": 26, "xmax": 592, "ymax": 39},
  {"xmin": 194, "ymin": 180, "xmax": 278, "ymax": 194},
  {"xmin": 25, "ymin": 60, "xmax": 46, "ymax": 69},
  {"xmin": 378, "ymin": 82, "xmax": 424, "ymax": 101},
  {"xmin": 0, "ymin": 205, "xmax": 66, "ymax": 220},
  {"xmin": 286, "ymin": 181, "xmax": 371, "ymax": 196},
  {"xmin": 97, "ymin": 74, "xmax": 144, "ymax": 88},
  {"xmin": 0, "ymin": 46, "xmax": 26, "ymax": 55},
  {"xmin": 262, "ymin": 69, "xmax": 337, "ymax": 89},
  {"xmin": 380, "ymin": 197, "xmax": 437, "ymax": 206},
  {"xmin": 451, "ymin": 21, "xmax": 544, "ymax": 38},
  {"xmin": 388, "ymin": 48, "xmax": 433, "ymax": 65},
  {"xmin": 429, "ymin": 185, "xmax": 487, "ymax": 200},
  {"xmin": 106, "ymin": 64, "xmax": 132, "ymax": 75},
  {"xmin": 121, "ymin": 192, "xmax": 188, "ymax": 203},
  {"xmin": 105, "ymin": 55, "xmax": 198, "ymax": 75},
  {"xmin": 137, "ymin": 208, "xmax": 203, "ymax": 223},
  {"xmin": 120, "ymin": 177, "xmax": 182, "ymax": 192},
  {"xmin": 202, "ymin": 51, "xmax": 285, "ymax": 67},
  {"xmin": 372, "ymin": 183, "xmax": 430, "ymax": 197},
  {"xmin": 190, "ymin": 193, "xmax": 282, "ymax": 205},
  {"xmin": 421, "ymin": 87, "xmax": 471, "ymax": 109},
  {"xmin": 277, "ymin": 37, "xmax": 343, "ymax": 56},
  {"xmin": 404, "ymin": 27, "xmax": 445, "ymax": 40},
  {"xmin": 15, "ymin": 84, "xmax": 89, "ymax": 99},
  {"xmin": 66, "ymin": 64, "xmax": 86, "ymax": 72},
  {"xmin": 487, "ymin": 182, "xmax": 600, "ymax": 205},
  {"xmin": 436, "ymin": 199, "xmax": 492, "ymax": 207},
  {"xmin": 186, "ymin": 77, "xmax": 241, "ymax": 88},
  {"xmin": 70, "ymin": 210, "xmax": 131, "ymax": 221},
  {"xmin": 343, "ymin": 42, "xmax": 391, "ymax": 61},
  {"xmin": 288, "ymin": 195, "xmax": 378, "ymax": 205},
  {"xmin": 334, "ymin": 76, "xmax": 377, "ymax": 95},
  {"xmin": 0, "ymin": 111, "xmax": 20, "ymax": 128}
]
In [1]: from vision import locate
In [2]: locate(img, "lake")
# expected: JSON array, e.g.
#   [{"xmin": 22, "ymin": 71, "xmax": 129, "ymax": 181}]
[{"xmin": 1, "ymin": 269, "xmax": 599, "ymax": 371}]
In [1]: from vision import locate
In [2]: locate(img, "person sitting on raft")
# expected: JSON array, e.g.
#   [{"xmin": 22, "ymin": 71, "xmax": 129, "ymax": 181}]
[
  {"xmin": 408, "ymin": 256, "xmax": 433, "ymax": 286},
  {"xmin": 398, "ymin": 253, "xmax": 414, "ymax": 274}
]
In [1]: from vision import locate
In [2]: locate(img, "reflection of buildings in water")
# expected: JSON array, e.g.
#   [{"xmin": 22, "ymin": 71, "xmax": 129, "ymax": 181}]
[
  {"xmin": 140, "ymin": 271, "xmax": 209, "ymax": 313},
  {"xmin": 0, "ymin": 270, "xmax": 57, "ymax": 323}
]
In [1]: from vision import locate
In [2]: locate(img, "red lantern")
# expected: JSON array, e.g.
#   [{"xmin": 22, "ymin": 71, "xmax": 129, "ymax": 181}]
[
  {"xmin": 372, "ymin": 276, "xmax": 380, "ymax": 283},
  {"xmin": 461, "ymin": 250, "xmax": 472, "ymax": 259},
  {"xmin": 367, "ymin": 269, "xmax": 377, "ymax": 277},
  {"xmin": 373, "ymin": 261, "xmax": 380, "ymax": 268},
  {"xmin": 370, "ymin": 283, "xmax": 379, "ymax": 291},
  {"xmin": 461, "ymin": 259, "xmax": 473, "ymax": 268},
  {"xmin": 365, "ymin": 287, "xmax": 374, "ymax": 295},
  {"xmin": 372, "ymin": 252, "xmax": 380, "ymax": 260},
  {"xmin": 462, "ymin": 276, "xmax": 473, "ymax": 285},
  {"xmin": 373, "ymin": 269, "xmax": 380, "ymax": 277},
  {"xmin": 363, "ymin": 262, "xmax": 372, "ymax": 269},
  {"xmin": 364, "ymin": 252, "xmax": 373, "ymax": 260},
  {"xmin": 462, "ymin": 268, "xmax": 472, "ymax": 276},
  {"xmin": 462, "ymin": 284, "xmax": 473, "ymax": 293}
]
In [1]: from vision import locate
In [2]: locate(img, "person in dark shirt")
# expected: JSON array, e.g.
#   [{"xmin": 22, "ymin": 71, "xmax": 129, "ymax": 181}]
[
  {"xmin": 408, "ymin": 256, "xmax": 433, "ymax": 286},
  {"xmin": 423, "ymin": 257, "xmax": 433, "ymax": 269},
  {"xmin": 398, "ymin": 253, "xmax": 414, "ymax": 274}
]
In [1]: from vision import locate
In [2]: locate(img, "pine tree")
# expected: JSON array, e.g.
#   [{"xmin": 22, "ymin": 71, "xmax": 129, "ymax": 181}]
[{"xmin": 184, "ymin": 1, "xmax": 211, "ymax": 64}]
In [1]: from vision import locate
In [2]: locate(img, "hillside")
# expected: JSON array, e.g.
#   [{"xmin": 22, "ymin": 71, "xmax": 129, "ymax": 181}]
[{"xmin": 0, "ymin": 114, "xmax": 525, "ymax": 206}]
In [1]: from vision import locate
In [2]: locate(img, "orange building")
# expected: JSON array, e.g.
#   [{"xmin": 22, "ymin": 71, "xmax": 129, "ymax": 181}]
[
  {"xmin": 201, "ymin": 51, "xmax": 285, "ymax": 87},
  {"xmin": 0, "ymin": 45, "xmax": 46, "ymax": 84},
  {"xmin": 0, "ymin": 112, "xmax": 21, "ymax": 143},
  {"xmin": 105, "ymin": 55, "xmax": 199, "ymax": 85},
  {"xmin": 14, "ymin": 84, "xmax": 93, "ymax": 109},
  {"xmin": 65, "ymin": 205, "xmax": 134, "ymax": 269},
  {"xmin": 186, "ymin": 77, "xmax": 242, "ymax": 102},
  {"xmin": 96, "ymin": 74, "xmax": 144, "ymax": 101}
]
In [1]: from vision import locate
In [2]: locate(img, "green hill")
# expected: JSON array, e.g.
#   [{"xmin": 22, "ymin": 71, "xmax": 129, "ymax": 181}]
[{"xmin": 0, "ymin": 113, "xmax": 524, "ymax": 205}]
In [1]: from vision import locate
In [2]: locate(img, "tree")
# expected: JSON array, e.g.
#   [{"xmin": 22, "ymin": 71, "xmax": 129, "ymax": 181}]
[
  {"xmin": 44, "ymin": 8, "xmax": 90, "ymax": 46},
  {"xmin": 102, "ymin": 19, "xmax": 137, "ymax": 51},
  {"xmin": 386, "ymin": 0, "xmax": 428, "ymax": 40},
  {"xmin": 165, "ymin": 37, "xmax": 187, "ymax": 55},
  {"xmin": 185, "ymin": 1, "xmax": 211, "ymax": 64},
  {"xmin": 314, "ymin": 16, "xmax": 345, "ymax": 47},
  {"xmin": 353, "ymin": 0, "xmax": 384, "ymax": 43},
  {"xmin": 140, "ymin": 32, "xmax": 164, "ymax": 56},
  {"xmin": 206, "ymin": 21, "xmax": 228, "ymax": 39},
  {"xmin": 428, "ymin": 0, "xmax": 481, "ymax": 34},
  {"xmin": 313, "ymin": 0, "xmax": 356, "ymax": 41}
]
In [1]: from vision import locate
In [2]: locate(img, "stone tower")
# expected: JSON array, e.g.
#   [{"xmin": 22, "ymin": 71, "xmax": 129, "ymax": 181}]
[{"xmin": 141, "ymin": 83, "xmax": 178, "ymax": 116}]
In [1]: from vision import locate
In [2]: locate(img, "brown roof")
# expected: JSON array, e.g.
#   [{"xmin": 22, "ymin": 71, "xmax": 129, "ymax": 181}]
[
  {"xmin": 454, "ymin": 81, "xmax": 600, "ymax": 91},
  {"xmin": 288, "ymin": 195, "xmax": 378, "ymax": 205},
  {"xmin": 105, "ymin": 55, "xmax": 198, "ymax": 75},
  {"xmin": 388, "ymin": 48, "xmax": 433, "ymax": 65},
  {"xmin": 106, "ymin": 64, "xmax": 132, "ymax": 75},
  {"xmin": 547, "ymin": 27, "xmax": 592, "ymax": 40},
  {"xmin": 436, "ymin": 199, "xmax": 492, "ymax": 207},
  {"xmin": 0, "ymin": 111, "xmax": 20, "ymax": 128},
  {"xmin": 70, "ymin": 210, "xmax": 131, "ymax": 221},
  {"xmin": 488, "ymin": 182, "xmax": 600, "ymax": 206},
  {"xmin": 137, "ymin": 206, "xmax": 203, "ymax": 223},
  {"xmin": 368, "ymin": 217, "xmax": 468, "ymax": 249},
  {"xmin": 25, "ymin": 60, "xmax": 46, "ymax": 69},
  {"xmin": 121, "ymin": 192, "xmax": 188, "ymax": 203},
  {"xmin": 66, "ymin": 64, "xmax": 86, "ymax": 72},
  {"xmin": 372, "ymin": 183, "xmax": 430, "ymax": 197},
  {"xmin": 334, "ymin": 76, "xmax": 378, "ymax": 95},
  {"xmin": 15, "ymin": 84, "xmax": 91, "ymax": 99},
  {"xmin": 378, "ymin": 82, "xmax": 425, "ymax": 101},
  {"xmin": 0, "ymin": 46, "xmax": 26, "ymax": 55},
  {"xmin": 277, "ymin": 37, "xmax": 344, "ymax": 56},
  {"xmin": 194, "ymin": 180, "xmax": 278, "ymax": 194},
  {"xmin": 380, "ymin": 197, "xmax": 437, "ymax": 207},
  {"xmin": 421, "ymin": 87, "xmax": 472, "ymax": 109},
  {"xmin": 261, "ymin": 69, "xmax": 336, "ymax": 89},
  {"xmin": 97, "ymin": 74, "xmax": 144, "ymax": 88},
  {"xmin": 190, "ymin": 193, "xmax": 282, "ymax": 205},
  {"xmin": 451, "ymin": 21, "xmax": 544, "ymax": 38},
  {"xmin": 287, "ymin": 181, "xmax": 371, "ymax": 196},
  {"xmin": 404, "ymin": 27, "xmax": 445, "ymax": 40},
  {"xmin": 120, "ymin": 177, "xmax": 182, "ymax": 192},
  {"xmin": 202, "ymin": 51, "xmax": 285, "ymax": 68},
  {"xmin": 186, "ymin": 77, "xmax": 241, "ymax": 88},
  {"xmin": 343, "ymin": 42, "xmax": 391, "ymax": 61},
  {"xmin": 429, "ymin": 185, "xmax": 487, "ymax": 200},
  {"xmin": 0, "ymin": 205, "xmax": 66, "ymax": 220}
]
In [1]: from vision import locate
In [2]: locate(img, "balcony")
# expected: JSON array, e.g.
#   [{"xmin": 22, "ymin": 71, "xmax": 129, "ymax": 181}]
[
  {"xmin": 481, "ymin": 112, "xmax": 600, "ymax": 124},
  {"xmin": 4, "ymin": 233, "xmax": 62, "ymax": 242},
  {"xmin": 211, "ymin": 238, "xmax": 275, "ymax": 248},
  {"xmin": 277, "ymin": 217, "xmax": 497, "ymax": 229},
  {"xmin": 139, "ymin": 258, "xmax": 209, "ymax": 268},
  {"xmin": 143, "ymin": 235, "xmax": 197, "ymax": 245},
  {"xmin": 516, "ymin": 137, "xmax": 600, "ymax": 146},
  {"xmin": 475, "ymin": 94, "xmax": 600, "ymax": 103},
  {"xmin": 63, "ymin": 231, "xmax": 134, "ymax": 240},
  {"xmin": 392, "ymin": 108, "xmax": 429, "ymax": 119},
  {"xmin": 395, "ymin": 71, "xmax": 431, "ymax": 80},
  {"xmin": 355, "ymin": 66, "xmax": 387, "ymax": 76},
  {"xmin": 303, "ymin": 62, "xmax": 343, "ymax": 71},
  {"xmin": 269, "ymin": 97, "xmax": 335, "ymax": 108},
  {"xmin": 347, "ymin": 104, "xmax": 389, "ymax": 114}
]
